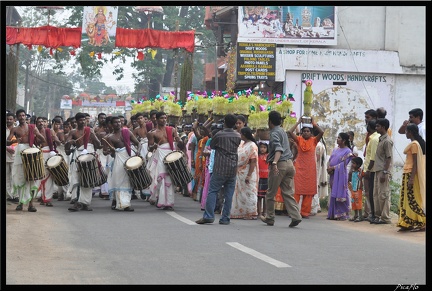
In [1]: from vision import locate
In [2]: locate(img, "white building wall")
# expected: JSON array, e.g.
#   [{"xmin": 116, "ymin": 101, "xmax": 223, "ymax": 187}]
[{"xmin": 275, "ymin": 6, "xmax": 425, "ymax": 183}]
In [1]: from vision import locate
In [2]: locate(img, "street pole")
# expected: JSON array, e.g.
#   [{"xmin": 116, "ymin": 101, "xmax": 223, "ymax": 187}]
[{"xmin": 215, "ymin": 44, "xmax": 218, "ymax": 94}]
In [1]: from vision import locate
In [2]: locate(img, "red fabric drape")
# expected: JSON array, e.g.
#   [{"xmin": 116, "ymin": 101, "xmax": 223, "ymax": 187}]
[
  {"xmin": 6, "ymin": 26, "xmax": 82, "ymax": 49},
  {"xmin": 7, "ymin": 26, "xmax": 195, "ymax": 52},
  {"xmin": 115, "ymin": 28, "xmax": 195, "ymax": 53}
]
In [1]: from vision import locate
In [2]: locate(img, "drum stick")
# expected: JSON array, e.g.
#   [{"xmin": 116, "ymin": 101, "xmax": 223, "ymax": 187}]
[{"xmin": 101, "ymin": 138, "xmax": 116, "ymax": 151}]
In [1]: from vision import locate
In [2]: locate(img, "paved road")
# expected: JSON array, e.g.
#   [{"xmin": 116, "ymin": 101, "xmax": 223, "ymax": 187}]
[{"xmin": 5, "ymin": 193, "xmax": 426, "ymax": 285}]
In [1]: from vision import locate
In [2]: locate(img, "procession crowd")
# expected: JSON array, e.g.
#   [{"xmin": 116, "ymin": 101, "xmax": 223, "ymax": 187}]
[{"xmin": 5, "ymin": 106, "xmax": 425, "ymax": 232}]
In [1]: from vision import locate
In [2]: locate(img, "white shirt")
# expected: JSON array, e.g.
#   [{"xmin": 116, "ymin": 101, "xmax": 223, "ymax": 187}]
[{"xmin": 418, "ymin": 121, "xmax": 426, "ymax": 141}]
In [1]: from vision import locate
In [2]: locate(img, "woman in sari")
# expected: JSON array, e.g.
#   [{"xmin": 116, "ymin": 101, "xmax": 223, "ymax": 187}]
[
  {"xmin": 397, "ymin": 123, "xmax": 426, "ymax": 232},
  {"xmin": 231, "ymin": 127, "xmax": 259, "ymax": 219},
  {"xmin": 327, "ymin": 132, "xmax": 353, "ymax": 220},
  {"xmin": 191, "ymin": 125, "xmax": 210, "ymax": 201}
]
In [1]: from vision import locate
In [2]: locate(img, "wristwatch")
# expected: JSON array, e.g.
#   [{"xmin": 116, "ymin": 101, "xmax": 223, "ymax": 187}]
[
  {"xmin": 272, "ymin": 162, "xmax": 277, "ymax": 165},
  {"xmin": 383, "ymin": 170, "xmax": 389, "ymax": 174}
]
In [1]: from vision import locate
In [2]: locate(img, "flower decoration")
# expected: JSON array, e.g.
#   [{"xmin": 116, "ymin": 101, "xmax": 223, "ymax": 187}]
[{"xmin": 304, "ymin": 79, "xmax": 313, "ymax": 86}]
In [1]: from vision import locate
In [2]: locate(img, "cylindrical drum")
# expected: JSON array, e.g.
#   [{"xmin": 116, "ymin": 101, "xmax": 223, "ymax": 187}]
[
  {"xmin": 21, "ymin": 147, "xmax": 45, "ymax": 181},
  {"xmin": 76, "ymin": 153, "xmax": 107, "ymax": 188},
  {"xmin": 163, "ymin": 150, "xmax": 193, "ymax": 187},
  {"xmin": 124, "ymin": 156, "xmax": 152, "ymax": 190},
  {"xmin": 46, "ymin": 154, "xmax": 69, "ymax": 186}
]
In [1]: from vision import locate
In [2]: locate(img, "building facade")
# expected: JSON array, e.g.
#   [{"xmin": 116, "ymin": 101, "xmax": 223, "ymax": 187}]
[{"xmin": 207, "ymin": 6, "xmax": 426, "ymax": 182}]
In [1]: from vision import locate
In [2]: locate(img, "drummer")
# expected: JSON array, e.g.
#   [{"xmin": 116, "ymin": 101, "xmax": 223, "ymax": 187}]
[
  {"xmin": 7, "ymin": 109, "xmax": 46, "ymax": 212},
  {"xmin": 35, "ymin": 116, "xmax": 62, "ymax": 207},
  {"xmin": 103, "ymin": 116, "xmax": 140, "ymax": 211},
  {"xmin": 65, "ymin": 112, "xmax": 102, "ymax": 212},
  {"xmin": 146, "ymin": 111, "xmax": 186, "ymax": 210},
  {"xmin": 132, "ymin": 112, "xmax": 151, "ymax": 201},
  {"xmin": 52, "ymin": 117, "xmax": 68, "ymax": 201},
  {"xmin": 93, "ymin": 112, "xmax": 110, "ymax": 200}
]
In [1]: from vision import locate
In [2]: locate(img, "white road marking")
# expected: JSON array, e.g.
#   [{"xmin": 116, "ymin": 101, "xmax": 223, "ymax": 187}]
[
  {"xmin": 166, "ymin": 212, "xmax": 198, "ymax": 225},
  {"xmin": 226, "ymin": 242, "xmax": 291, "ymax": 268}
]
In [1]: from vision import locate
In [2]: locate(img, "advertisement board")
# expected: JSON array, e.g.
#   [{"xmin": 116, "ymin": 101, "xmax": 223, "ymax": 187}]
[
  {"xmin": 237, "ymin": 42, "xmax": 276, "ymax": 81},
  {"xmin": 238, "ymin": 6, "xmax": 337, "ymax": 46}
]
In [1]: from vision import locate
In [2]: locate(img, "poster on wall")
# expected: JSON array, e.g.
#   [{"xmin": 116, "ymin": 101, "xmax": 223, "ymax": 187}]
[
  {"xmin": 82, "ymin": 6, "xmax": 118, "ymax": 47},
  {"xmin": 236, "ymin": 42, "xmax": 276, "ymax": 81},
  {"xmin": 286, "ymin": 71, "xmax": 394, "ymax": 155},
  {"xmin": 238, "ymin": 6, "xmax": 337, "ymax": 45}
]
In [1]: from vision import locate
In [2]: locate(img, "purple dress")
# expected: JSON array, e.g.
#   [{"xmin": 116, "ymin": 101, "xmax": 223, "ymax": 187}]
[{"xmin": 327, "ymin": 146, "xmax": 352, "ymax": 220}]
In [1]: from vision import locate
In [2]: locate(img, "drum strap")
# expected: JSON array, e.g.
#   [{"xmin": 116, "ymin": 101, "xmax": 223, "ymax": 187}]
[
  {"xmin": 83, "ymin": 126, "xmax": 90, "ymax": 149},
  {"xmin": 166, "ymin": 126, "xmax": 174, "ymax": 151},
  {"xmin": 122, "ymin": 128, "xmax": 131, "ymax": 156},
  {"xmin": 45, "ymin": 128, "xmax": 56, "ymax": 153},
  {"xmin": 28, "ymin": 124, "xmax": 36, "ymax": 147}
]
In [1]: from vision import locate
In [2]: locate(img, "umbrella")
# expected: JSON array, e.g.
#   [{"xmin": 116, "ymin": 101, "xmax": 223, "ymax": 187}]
[{"xmin": 79, "ymin": 92, "xmax": 90, "ymax": 98}]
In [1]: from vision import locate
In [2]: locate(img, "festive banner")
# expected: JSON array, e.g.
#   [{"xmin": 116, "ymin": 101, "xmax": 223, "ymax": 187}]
[
  {"xmin": 115, "ymin": 28, "xmax": 195, "ymax": 53},
  {"xmin": 82, "ymin": 6, "xmax": 118, "ymax": 47},
  {"xmin": 6, "ymin": 26, "xmax": 195, "ymax": 52},
  {"xmin": 6, "ymin": 25, "xmax": 82, "ymax": 48}
]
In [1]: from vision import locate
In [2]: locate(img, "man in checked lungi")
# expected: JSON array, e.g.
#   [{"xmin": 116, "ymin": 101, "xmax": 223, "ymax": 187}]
[
  {"xmin": 146, "ymin": 111, "xmax": 186, "ymax": 210},
  {"xmin": 6, "ymin": 109, "xmax": 46, "ymax": 212},
  {"xmin": 103, "ymin": 116, "xmax": 140, "ymax": 211},
  {"xmin": 65, "ymin": 112, "xmax": 102, "ymax": 211}
]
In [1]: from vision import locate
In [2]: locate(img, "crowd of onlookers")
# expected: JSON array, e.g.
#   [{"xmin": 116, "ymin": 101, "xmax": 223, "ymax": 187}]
[{"xmin": 6, "ymin": 106, "xmax": 425, "ymax": 232}]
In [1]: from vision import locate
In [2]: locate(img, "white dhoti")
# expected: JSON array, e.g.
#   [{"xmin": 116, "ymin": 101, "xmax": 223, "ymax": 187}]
[
  {"xmin": 94, "ymin": 148, "xmax": 109, "ymax": 196},
  {"xmin": 69, "ymin": 144, "xmax": 96, "ymax": 206},
  {"xmin": 108, "ymin": 147, "xmax": 132, "ymax": 209},
  {"xmin": 136, "ymin": 138, "xmax": 151, "ymax": 198},
  {"xmin": 37, "ymin": 146, "xmax": 57, "ymax": 203},
  {"xmin": 55, "ymin": 144, "xmax": 69, "ymax": 196},
  {"xmin": 146, "ymin": 143, "xmax": 175, "ymax": 208},
  {"xmin": 12, "ymin": 144, "xmax": 40, "ymax": 204}
]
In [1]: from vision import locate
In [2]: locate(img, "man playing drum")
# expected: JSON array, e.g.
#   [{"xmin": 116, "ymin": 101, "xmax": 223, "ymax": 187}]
[
  {"xmin": 52, "ymin": 117, "xmax": 69, "ymax": 201},
  {"xmin": 93, "ymin": 112, "xmax": 110, "ymax": 200},
  {"xmin": 65, "ymin": 112, "xmax": 102, "ymax": 211},
  {"xmin": 35, "ymin": 116, "xmax": 62, "ymax": 207},
  {"xmin": 146, "ymin": 111, "xmax": 186, "ymax": 210},
  {"xmin": 133, "ymin": 112, "xmax": 151, "ymax": 201},
  {"xmin": 7, "ymin": 109, "xmax": 46, "ymax": 212},
  {"xmin": 103, "ymin": 116, "xmax": 140, "ymax": 211}
]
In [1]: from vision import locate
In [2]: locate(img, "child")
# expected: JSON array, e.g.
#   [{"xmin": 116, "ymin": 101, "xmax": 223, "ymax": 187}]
[
  {"xmin": 348, "ymin": 157, "xmax": 364, "ymax": 222},
  {"xmin": 257, "ymin": 141, "xmax": 269, "ymax": 216}
]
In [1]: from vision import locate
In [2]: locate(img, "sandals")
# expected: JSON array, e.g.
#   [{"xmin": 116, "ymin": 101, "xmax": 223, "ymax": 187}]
[
  {"xmin": 28, "ymin": 206, "xmax": 37, "ymax": 212},
  {"xmin": 397, "ymin": 226, "xmax": 413, "ymax": 232},
  {"xmin": 16, "ymin": 204, "xmax": 23, "ymax": 211},
  {"xmin": 410, "ymin": 227, "xmax": 426, "ymax": 232},
  {"xmin": 81, "ymin": 205, "xmax": 93, "ymax": 211},
  {"xmin": 46, "ymin": 202, "xmax": 53, "ymax": 207},
  {"xmin": 124, "ymin": 207, "xmax": 134, "ymax": 212},
  {"xmin": 111, "ymin": 200, "xmax": 117, "ymax": 210}
]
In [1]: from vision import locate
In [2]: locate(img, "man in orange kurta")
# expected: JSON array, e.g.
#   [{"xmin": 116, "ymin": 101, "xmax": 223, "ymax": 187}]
[{"xmin": 288, "ymin": 119, "xmax": 324, "ymax": 218}]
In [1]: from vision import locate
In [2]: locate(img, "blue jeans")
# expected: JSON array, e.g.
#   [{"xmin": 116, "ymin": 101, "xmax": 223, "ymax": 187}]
[{"xmin": 203, "ymin": 172, "xmax": 236, "ymax": 222}]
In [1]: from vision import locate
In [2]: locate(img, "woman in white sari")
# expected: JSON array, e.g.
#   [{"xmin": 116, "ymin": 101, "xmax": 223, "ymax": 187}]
[{"xmin": 230, "ymin": 127, "xmax": 259, "ymax": 220}]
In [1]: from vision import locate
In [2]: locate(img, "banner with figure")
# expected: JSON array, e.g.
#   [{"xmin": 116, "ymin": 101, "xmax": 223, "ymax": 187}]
[{"xmin": 82, "ymin": 6, "xmax": 118, "ymax": 47}]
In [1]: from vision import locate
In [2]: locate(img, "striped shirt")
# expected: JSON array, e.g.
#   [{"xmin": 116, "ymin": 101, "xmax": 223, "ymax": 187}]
[{"xmin": 210, "ymin": 128, "xmax": 241, "ymax": 177}]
